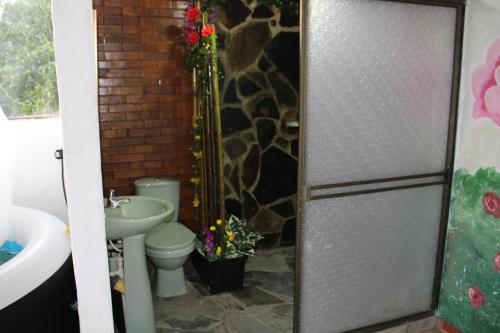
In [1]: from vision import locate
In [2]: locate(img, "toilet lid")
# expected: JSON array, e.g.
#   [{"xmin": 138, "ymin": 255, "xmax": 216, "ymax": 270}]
[
  {"xmin": 134, "ymin": 177, "xmax": 178, "ymax": 188},
  {"xmin": 146, "ymin": 223, "xmax": 195, "ymax": 251}
]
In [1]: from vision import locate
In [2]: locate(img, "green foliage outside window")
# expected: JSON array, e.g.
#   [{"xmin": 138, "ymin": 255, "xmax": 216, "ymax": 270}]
[{"xmin": 0, "ymin": 0, "xmax": 58, "ymax": 117}]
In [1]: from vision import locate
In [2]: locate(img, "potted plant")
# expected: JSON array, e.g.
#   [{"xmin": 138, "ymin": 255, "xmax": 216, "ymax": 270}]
[{"xmin": 190, "ymin": 215, "xmax": 262, "ymax": 294}]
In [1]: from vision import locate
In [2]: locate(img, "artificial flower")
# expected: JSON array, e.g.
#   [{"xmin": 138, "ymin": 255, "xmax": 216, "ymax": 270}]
[
  {"xmin": 193, "ymin": 198, "xmax": 199, "ymax": 208},
  {"xmin": 186, "ymin": 21, "xmax": 197, "ymax": 32},
  {"xmin": 194, "ymin": 215, "xmax": 262, "ymax": 262},
  {"xmin": 187, "ymin": 31, "xmax": 200, "ymax": 46},
  {"xmin": 192, "ymin": 151, "xmax": 202, "ymax": 159},
  {"xmin": 186, "ymin": 7, "xmax": 201, "ymax": 21},
  {"xmin": 201, "ymin": 24, "xmax": 215, "ymax": 37}
]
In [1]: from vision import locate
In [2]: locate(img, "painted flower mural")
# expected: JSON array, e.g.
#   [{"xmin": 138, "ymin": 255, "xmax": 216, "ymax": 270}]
[
  {"xmin": 468, "ymin": 286, "xmax": 485, "ymax": 309},
  {"xmin": 438, "ymin": 168, "xmax": 500, "ymax": 333},
  {"xmin": 493, "ymin": 253, "xmax": 500, "ymax": 272},
  {"xmin": 436, "ymin": 2, "xmax": 500, "ymax": 330},
  {"xmin": 482, "ymin": 191, "xmax": 500, "ymax": 218},
  {"xmin": 472, "ymin": 38, "xmax": 500, "ymax": 126}
]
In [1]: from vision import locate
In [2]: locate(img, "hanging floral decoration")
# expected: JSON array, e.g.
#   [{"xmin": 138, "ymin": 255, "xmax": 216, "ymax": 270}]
[
  {"xmin": 184, "ymin": 0, "xmax": 217, "ymax": 215},
  {"xmin": 183, "ymin": 1, "xmax": 220, "ymax": 77},
  {"xmin": 184, "ymin": 0, "xmax": 226, "ymax": 257},
  {"xmin": 183, "ymin": 1, "xmax": 281, "ymax": 260}
]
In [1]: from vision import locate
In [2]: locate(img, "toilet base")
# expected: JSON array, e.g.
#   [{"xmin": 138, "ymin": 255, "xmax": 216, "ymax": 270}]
[{"xmin": 154, "ymin": 267, "xmax": 187, "ymax": 297}]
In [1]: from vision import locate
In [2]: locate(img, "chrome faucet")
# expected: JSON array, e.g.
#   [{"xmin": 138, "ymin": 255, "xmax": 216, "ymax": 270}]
[{"xmin": 107, "ymin": 189, "xmax": 131, "ymax": 208}]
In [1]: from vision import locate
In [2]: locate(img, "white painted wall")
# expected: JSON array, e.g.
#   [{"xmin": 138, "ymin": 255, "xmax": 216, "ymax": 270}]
[
  {"xmin": 51, "ymin": 0, "xmax": 114, "ymax": 332},
  {"xmin": 9, "ymin": 117, "xmax": 68, "ymax": 223}
]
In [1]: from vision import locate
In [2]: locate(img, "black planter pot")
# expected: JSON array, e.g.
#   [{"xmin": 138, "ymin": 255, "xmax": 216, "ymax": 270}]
[{"xmin": 190, "ymin": 250, "xmax": 247, "ymax": 294}]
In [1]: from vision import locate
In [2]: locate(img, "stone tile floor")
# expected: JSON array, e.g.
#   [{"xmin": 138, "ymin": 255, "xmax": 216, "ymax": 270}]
[
  {"xmin": 154, "ymin": 246, "xmax": 295, "ymax": 333},
  {"xmin": 153, "ymin": 246, "xmax": 441, "ymax": 333}
]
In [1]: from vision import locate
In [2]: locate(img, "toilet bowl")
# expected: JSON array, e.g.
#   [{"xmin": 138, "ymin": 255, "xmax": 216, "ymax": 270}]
[{"xmin": 134, "ymin": 178, "xmax": 195, "ymax": 297}]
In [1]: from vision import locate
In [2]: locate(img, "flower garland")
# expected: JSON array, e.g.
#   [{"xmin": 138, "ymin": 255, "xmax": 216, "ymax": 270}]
[{"xmin": 184, "ymin": 0, "xmax": 226, "ymax": 256}]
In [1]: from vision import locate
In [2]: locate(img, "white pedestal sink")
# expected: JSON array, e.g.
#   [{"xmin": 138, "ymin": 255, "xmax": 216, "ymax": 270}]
[{"xmin": 105, "ymin": 196, "xmax": 173, "ymax": 333}]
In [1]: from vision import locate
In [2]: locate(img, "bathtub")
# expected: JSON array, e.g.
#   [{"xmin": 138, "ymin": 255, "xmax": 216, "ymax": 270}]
[{"xmin": 0, "ymin": 205, "xmax": 79, "ymax": 332}]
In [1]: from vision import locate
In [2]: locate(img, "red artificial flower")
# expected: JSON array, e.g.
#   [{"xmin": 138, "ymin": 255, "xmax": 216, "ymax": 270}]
[
  {"xmin": 468, "ymin": 286, "xmax": 485, "ymax": 308},
  {"xmin": 201, "ymin": 24, "xmax": 215, "ymax": 37},
  {"xmin": 187, "ymin": 31, "xmax": 200, "ymax": 46},
  {"xmin": 482, "ymin": 192, "xmax": 500, "ymax": 218},
  {"xmin": 186, "ymin": 7, "xmax": 201, "ymax": 21},
  {"xmin": 494, "ymin": 253, "xmax": 500, "ymax": 272}
]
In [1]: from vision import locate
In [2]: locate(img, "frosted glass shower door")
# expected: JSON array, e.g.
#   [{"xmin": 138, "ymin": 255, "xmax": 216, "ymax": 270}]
[{"xmin": 297, "ymin": 0, "xmax": 464, "ymax": 332}]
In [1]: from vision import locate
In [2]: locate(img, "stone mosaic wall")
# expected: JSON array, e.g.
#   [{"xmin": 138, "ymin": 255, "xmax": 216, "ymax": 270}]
[{"xmin": 217, "ymin": 1, "xmax": 299, "ymax": 246}]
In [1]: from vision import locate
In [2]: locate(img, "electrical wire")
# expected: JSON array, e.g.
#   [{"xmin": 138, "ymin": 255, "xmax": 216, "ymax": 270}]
[
  {"xmin": 108, "ymin": 240, "xmax": 123, "ymax": 253},
  {"xmin": 54, "ymin": 149, "xmax": 67, "ymax": 205}
]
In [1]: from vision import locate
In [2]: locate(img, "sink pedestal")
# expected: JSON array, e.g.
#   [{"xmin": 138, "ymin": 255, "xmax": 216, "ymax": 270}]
[{"xmin": 123, "ymin": 234, "xmax": 155, "ymax": 333}]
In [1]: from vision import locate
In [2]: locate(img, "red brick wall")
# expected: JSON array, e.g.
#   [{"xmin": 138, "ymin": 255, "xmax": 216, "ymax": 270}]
[{"xmin": 93, "ymin": 0, "xmax": 196, "ymax": 229}]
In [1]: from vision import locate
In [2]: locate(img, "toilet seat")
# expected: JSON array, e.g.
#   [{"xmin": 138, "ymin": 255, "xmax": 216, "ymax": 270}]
[
  {"xmin": 145, "ymin": 223, "xmax": 195, "ymax": 258},
  {"xmin": 145, "ymin": 243, "xmax": 194, "ymax": 259}
]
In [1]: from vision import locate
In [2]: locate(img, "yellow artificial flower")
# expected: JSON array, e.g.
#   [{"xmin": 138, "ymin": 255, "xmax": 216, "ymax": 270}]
[
  {"xmin": 193, "ymin": 198, "xmax": 200, "ymax": 208},
  {"xmin": 192, "ymin": 151, "xmax": 202, "ymax": 159},
  {"xmin": 210, "ymin": 226, "xmax": 216, "ymax": 231},
  {"xmin": 190, "ymin": 177, "xmax": 201, "ymax": 185},
  {"xmin": 216, "ymin": 246, "xmax": 222, "ymax": 254},
  {"xmin": 195, "ymin": 135, "xmax": 201, "ymax": 141},
  {"xmin": 226, "ymin": 230, "xmax": 233, "ymax": 237},
  {"xmin": 216, "ymin": 219, "xmax": 222, "ymax": 225},
  {"xmin": 192, "ymin": 116, "xmax": 200, "ymax": 128},
  {"xmin": 229, "ymin": 236, "xmax": 234, "ymax": 242}
]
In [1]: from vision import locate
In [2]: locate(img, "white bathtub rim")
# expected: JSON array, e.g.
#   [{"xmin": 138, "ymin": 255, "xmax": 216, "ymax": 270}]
[{"xmin": 0, "ymin": 205, "xmax": 71, "ymax": 310}]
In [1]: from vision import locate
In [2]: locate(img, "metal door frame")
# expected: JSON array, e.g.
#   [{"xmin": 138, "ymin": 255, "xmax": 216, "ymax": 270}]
[{"xmin": 294, "ymin": 0, "xmax": 465, "ymax": 332}]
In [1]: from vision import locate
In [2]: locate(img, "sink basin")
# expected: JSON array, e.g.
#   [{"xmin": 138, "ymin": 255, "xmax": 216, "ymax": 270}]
[
  {"xmin": 104, "ymin": 196, "xmax": 174, "ymax": 240},
  {"xmin": 104, "ymin": 195, "xmax": 174, "ymax": 333}
]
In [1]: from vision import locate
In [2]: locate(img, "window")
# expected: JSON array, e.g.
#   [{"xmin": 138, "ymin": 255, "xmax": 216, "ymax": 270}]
[{"xmin": 0, "ymin": 0, "xmax": 58, "ymax": 118}]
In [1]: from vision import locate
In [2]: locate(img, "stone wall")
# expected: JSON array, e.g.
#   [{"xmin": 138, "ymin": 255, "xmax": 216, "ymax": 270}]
[{"xmin": 217, "ymin": 0, "xmax": 299, "ymax": 247}]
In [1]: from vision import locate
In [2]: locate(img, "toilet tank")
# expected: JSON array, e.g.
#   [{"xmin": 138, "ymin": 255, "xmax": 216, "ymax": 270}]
[{"xmin": 134, "ymin": 178, "xmax": 180, "ymax": 223}]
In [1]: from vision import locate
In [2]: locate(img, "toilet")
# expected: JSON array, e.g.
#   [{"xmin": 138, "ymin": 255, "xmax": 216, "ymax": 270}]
[{"xmin": 134, "ymin": 177, "xmax": 195, "ymax": 297}]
